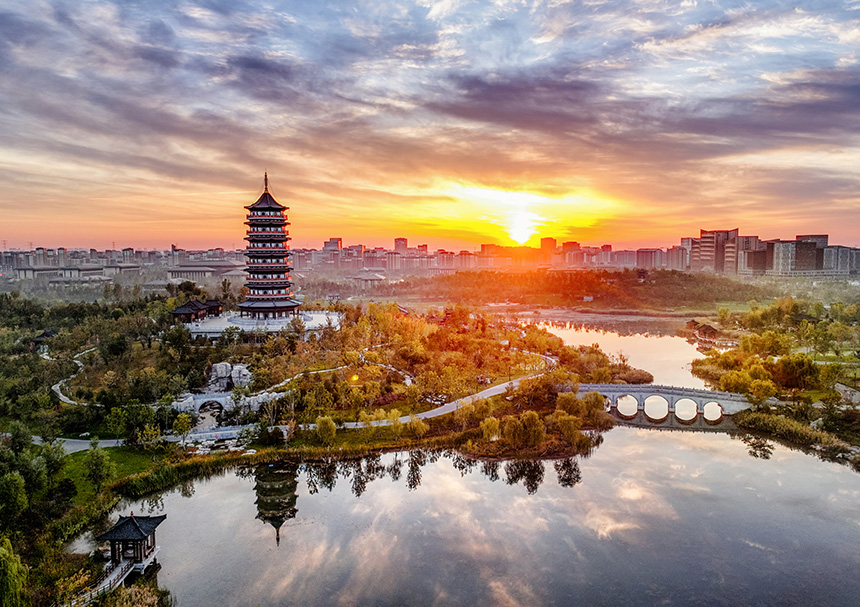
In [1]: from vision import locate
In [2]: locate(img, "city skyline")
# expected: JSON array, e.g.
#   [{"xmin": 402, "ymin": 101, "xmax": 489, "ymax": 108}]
[{"xmin": 1, "ymin": 1, "xmax": 859, "ymax": 250}]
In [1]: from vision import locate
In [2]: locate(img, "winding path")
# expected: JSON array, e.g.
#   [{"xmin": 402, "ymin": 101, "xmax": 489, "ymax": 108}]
[{"xmin": 42, "ymin": 347, "xmax": 97, "ymax": 405}]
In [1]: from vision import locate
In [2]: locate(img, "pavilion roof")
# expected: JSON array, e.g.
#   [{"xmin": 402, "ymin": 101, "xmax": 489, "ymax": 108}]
[
  {"xmin": 170, "ymin": 300, "xmax": 208, "ymax": 315},
  {"xmin": 237, "ymin": 299, "xmax": 301, "ymax": 310},
  {"xmin": 96, "ymin": 514, "xmax": 166, "ymax": 541}
]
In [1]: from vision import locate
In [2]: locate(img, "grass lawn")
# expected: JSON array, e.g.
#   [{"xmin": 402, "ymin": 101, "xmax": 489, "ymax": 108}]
[{"xmin": 64, "ymin": 446, "xmax": 168, "ymax": 505}]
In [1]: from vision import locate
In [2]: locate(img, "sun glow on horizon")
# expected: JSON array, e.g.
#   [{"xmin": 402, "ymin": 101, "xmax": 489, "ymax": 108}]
[{"xmin": 444, "ymin": 184, "xmax": 619, "ymax": 245}]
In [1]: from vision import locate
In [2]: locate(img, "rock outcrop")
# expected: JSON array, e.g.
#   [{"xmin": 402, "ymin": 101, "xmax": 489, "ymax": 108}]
[{"xmin": 207, "ymin": 362, "xmax": 252, "ymax": 392}]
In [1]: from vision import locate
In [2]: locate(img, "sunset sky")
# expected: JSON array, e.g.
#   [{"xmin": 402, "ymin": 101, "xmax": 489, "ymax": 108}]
[{"xmin": 1, "ymin": 0, "xmax": 858, "ymax": 251}]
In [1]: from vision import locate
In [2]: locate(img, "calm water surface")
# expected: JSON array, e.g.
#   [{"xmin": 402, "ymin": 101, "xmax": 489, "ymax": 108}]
[
  {"xmin": 541, "ymin": 322, "xmax": 707, "ymax": 389},
  {"xmin": 84, "ymin": 325, "xmax": 860, "ymax": 605},
  {"xmin": 115, "ymin": 428, "xmax": 860, "ymax": 607}
]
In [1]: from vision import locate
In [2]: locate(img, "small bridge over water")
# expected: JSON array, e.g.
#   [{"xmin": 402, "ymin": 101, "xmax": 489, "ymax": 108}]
[{"xmin": 576, "ymin": 383, "xmax": 765, "ymax": 423}]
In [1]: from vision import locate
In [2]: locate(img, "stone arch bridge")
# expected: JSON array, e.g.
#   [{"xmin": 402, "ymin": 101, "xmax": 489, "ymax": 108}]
[{"xmin": 575, "ymin": 383, "xmax": 768, "ymax": 420}]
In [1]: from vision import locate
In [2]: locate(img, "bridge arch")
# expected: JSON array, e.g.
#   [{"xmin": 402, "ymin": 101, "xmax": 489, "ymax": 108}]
[
  {"xmin": 198, "ymin": 400, "xmax": 224, "ymax": 414},
  {"xmin": 643, "ymin": 395, "xmax": 670, "ymax": 423},
  {"xmin": 614, "ymin": 394, "xmax": 639, "ymax": 418},
  {"xmin": 702, "ymin": 401, "xmax": 723, "ymax": 423},
  {"xmin": 674, "ymin": 398, "xmax": 698, "ymax": 423}
]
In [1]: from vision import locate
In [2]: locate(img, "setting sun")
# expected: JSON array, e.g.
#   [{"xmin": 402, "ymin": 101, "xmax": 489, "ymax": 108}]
[{"xmin": 443, "ymin": 184, "xmax": 619, "ymax": 246}]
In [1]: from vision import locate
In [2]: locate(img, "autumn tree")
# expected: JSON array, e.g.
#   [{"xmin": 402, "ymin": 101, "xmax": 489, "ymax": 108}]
[
  {"xmin": 480, "ymin": 417, "xmax": 500, "ymax": 441},
  {"xmin": 316, "ymin": 416, "xmax": 336, "ymax": 446},
  {"xmin": 172, "ymin": 413, "xmax": 193, "ymax": 447},
  {"xmin": 521, "ymin": 411, "xmax": 546, "ymax": 447},
  {"xmin": 406, "ymin": 415, "xmax": 429, "ymax": 439}
]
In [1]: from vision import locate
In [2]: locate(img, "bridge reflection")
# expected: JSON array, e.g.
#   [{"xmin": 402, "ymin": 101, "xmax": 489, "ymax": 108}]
[{"xmin": 608, "ymin": 407, "xmax": 736, "ymax": 430}]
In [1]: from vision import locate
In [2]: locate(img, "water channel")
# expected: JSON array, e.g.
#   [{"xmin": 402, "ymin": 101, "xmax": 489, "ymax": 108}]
[{"xmin": 85, "ymin": 321, "xmax": 860, "ymax": 605}]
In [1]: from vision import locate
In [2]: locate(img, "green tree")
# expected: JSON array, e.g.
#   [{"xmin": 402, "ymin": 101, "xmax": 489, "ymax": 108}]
[
  {"xmin": 106, "ymin": 407, "xmax": 129, "ymax": 444},
  {"xmin": 0, "ymin": 536, "xmax": 29, "ymax": 607},
  {"xmin": 0, "ymin": 473, "xmax": 28, "ymax": 531},
  {"xmin": 40, "ymin": 440, "xmax": 67, "ymax": 488},
  {"xmin": 83, "ymin": 437, "xmax": 116, "ymax": 492},
  {"xmin": 316, "ymin": 416, "xmax": 336, "ymax": 446},
  {"xmin": 6, "ymin": 421, "xmax": 31, "ymax": 455},
  {"xmin": 139, "ymin": 424, "xmax": 162, "ymax": 450},
  {"xmin": 172, "ymin": 413, "xmax": 193, "ymax": 447}
]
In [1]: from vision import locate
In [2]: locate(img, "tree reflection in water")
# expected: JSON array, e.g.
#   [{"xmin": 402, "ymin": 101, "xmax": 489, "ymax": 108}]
[
  {"xmin": 504, "ymin": 460, "xmax": 545, "ymax": 495},
  {"xmin": 249, "ymin": 445, "xmax": 596, "ymax": 520},
  {"xmin": 481, "ymin": 460, "xmax": 500, "ymax": 482},
  {"xmin": 554, "ymin": 458, "xmax": 582, "ymax": 487},
  {"xmin": 740, "ymin": 434, "xmax": 774, "ymax": 460}
]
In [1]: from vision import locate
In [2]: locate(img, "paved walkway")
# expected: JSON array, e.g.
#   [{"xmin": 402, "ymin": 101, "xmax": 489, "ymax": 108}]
[
  {"xmin": 43, "ymin": 347, "xmax": 97, "ymax": 406},
  {"xmin": 32, "ymin": 436, "xmax": 127, "ymax": 453}
]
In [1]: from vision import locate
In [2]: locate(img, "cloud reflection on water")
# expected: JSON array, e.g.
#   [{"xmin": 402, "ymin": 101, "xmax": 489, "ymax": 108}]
[{"xmin": 118, "ymin": 427, "xmax": 860, "ymax": 606}]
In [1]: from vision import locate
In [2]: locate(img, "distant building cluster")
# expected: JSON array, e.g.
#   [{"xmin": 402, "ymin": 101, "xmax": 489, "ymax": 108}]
[
  {"xmin": 4, "ymin": 229, "xmax": 860, "ymax": 289},
  {"xmin": 292, "ymin": 230, "xmax": 860, "ymax": 278},
  {"xmin": 683, "ymin": 230, "xmax": 860, "ymax": 277},
  {"xmin": 0, "ymin": 244, "xmax": 247, "ymax": 290}
]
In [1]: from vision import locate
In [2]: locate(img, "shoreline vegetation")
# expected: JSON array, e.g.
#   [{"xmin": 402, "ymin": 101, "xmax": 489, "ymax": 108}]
[
  {"xmin": 688, "ymin": 297, "xmax": 860, "ymax": 463},
  {"xmin": 2, "ymin": 274, "xmax": 860, "ymax": 605}
]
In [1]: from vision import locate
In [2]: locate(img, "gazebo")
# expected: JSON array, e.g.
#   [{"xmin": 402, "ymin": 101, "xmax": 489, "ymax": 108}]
[
  {"xmin": 96, "ymin": 514, "xmax": 166, "ymax": 570},
  {"xmin": 169, "ymin": 300, "xmax": 209, "ymax": 323}
]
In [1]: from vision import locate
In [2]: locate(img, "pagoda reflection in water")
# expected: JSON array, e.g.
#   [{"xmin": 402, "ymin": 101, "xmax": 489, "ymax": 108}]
[{"xmin": 254, "ymin": 463, "xmax": 300, "ymax": 546}]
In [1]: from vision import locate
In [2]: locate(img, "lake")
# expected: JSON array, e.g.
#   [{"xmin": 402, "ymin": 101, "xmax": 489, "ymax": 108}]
[
  {"xmin": 540, "ymin": 320, "xmax": 707, "ymax": 389},
  {"xmin": 116, "ymin": 429, "xmax": 860, "ymax": 606},
  {"xmin": 84, "ymin": 323, "xmax": 860, "ymax": 605}
]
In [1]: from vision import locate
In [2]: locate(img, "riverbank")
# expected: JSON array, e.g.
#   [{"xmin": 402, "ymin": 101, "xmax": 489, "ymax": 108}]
[
  {"xmin": 734, "ymin": 409, "xmax": 860, "ymax": 470},
  {"xmin": 495, "ymin": 305, "xmax": 698, "ymax": 336}
]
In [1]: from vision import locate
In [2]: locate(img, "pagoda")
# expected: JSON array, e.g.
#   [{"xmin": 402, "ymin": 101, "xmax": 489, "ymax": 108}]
[{"xmin": 237, "ymin": 174, "xmax": 301, "ymax": 320}]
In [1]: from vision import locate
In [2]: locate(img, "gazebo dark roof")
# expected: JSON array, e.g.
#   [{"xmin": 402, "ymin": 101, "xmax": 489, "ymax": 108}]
[
  {"xmin": 170, "ymin": 300, "xmax": 208, "ymax": 315},
  {"xmin": 33, "ymin": 329, "xmax": 58, "ymax": 343},
  {"xmin": 245, "ymin": 174, "xmax": 286, "ymax": 211},
  {"xmin": 96, "ymin": 514, "xmax": 166, "ymax": 541}
]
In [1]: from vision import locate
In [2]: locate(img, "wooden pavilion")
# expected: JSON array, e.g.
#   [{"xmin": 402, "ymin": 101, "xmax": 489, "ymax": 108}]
[{"xmin": 96, "ymin": 513, "xmax": 166, "ymax": 569}]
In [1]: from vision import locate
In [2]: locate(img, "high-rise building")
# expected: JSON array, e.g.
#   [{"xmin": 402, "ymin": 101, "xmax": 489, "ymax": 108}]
[
  {"xmin": 797, "ymin": 234, "xmax": 829, "ymax": 249},
  {"xmin": 636, "ymin": 248, "xmax": 664, "ymax": 269},
  {"xmin": 666, "ymin": 246, "xmax": 688, "ymax": 271},
  {"xmin": 323, "ymin": 238, "xmax": 342, "ymax": 252},
  {"xmin": 540, "ymin": 237, "xmax": 557, "ymax": 252},
  {"xmin": 394, "ymin": 238, "xmax": 408, "ymax": 253},
  {"xmin": 690, "ymin": 229, "xmax": 738, "ymax": 272},
  {"xmin": 766, "ymin": 240, "xmax": 795, "ymax": 274},
  {"xmin": 237, "ymin": 174, "xmax": 300, "ymax": 320}
]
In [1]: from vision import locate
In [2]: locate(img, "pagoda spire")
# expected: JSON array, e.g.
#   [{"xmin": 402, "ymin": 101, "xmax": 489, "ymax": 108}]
[{"xmin": 264, "ymin": 171, "xmax": 269, "ymax": 192}]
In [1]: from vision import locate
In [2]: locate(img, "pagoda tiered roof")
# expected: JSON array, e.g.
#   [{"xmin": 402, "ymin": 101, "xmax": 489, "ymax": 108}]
[{"xmin": 245, "ymin": 174, "xmax": 286, "ymax": 211}]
